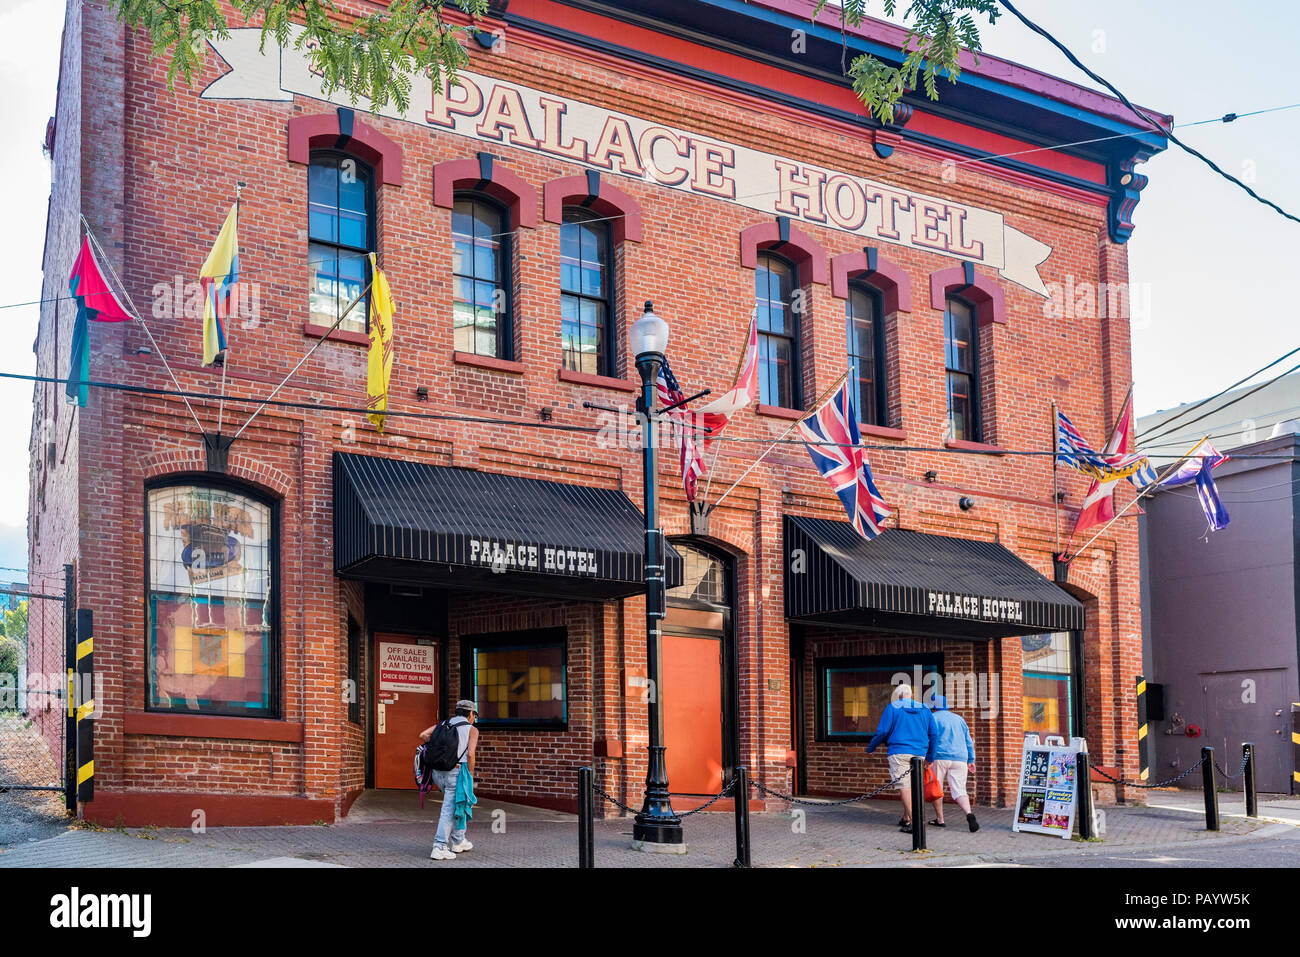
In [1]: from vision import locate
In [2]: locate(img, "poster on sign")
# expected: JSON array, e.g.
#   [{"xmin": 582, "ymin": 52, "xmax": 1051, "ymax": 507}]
[
  {"xmin": 378, "ymin": 642, "xmax": 436, "ymax": 694},
  {"xmin": 1011, "ymin": 734, "xmax": 1084, "ymax": 839}
]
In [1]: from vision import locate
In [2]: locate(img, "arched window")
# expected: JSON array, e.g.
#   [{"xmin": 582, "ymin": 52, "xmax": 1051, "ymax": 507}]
[
  {"xmin": 847, "ymin": 284, "xmax": 886, "ymax": 426},
  {"xmin": 944, "ymin": 296, "xmax": 980, "ymax": 442},
  {"xmin": 452, "ymin": 195, "xmax": 512, "ymax": 359},
  {"xmin": 757, "ymin": 252, "xmax": 800, "ymax": 409},
  {"xmin": 145, "ymin": 480, "xmax": 278, "ymax": 717},
  {"xmin": 308, "ymin": 152, "xmax": 373, "ymax": 334},
  {"xmin": 668, "ymin": 542, "xmax": 728, "ymax": 606},
  {"xmin": 560, "ymin": 207, "xmax": 612, "ymax": 376}
]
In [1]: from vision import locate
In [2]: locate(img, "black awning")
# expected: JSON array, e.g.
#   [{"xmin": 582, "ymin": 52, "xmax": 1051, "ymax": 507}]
[
  {"xmin": 784, "ymin": 515, "xmax": 1084, "ymax": 640},
  {"xmin": 334, "ymin": 452, "xmax": 681, "ymax": 600}
]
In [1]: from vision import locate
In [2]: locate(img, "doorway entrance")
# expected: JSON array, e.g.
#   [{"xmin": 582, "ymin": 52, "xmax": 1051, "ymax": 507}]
[
  {"xmin": 371, "ymin": 633, "xmax": 440, "ymax": 790},
  {"xmin": 662, "ymin": 541, "xmax": 737, "ymax": 798}
]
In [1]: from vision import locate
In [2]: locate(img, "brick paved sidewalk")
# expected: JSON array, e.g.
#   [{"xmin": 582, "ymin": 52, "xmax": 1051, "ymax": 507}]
[{"xmin": 0, "ymin": 791, "xmax": 1279, "ymax": 868}]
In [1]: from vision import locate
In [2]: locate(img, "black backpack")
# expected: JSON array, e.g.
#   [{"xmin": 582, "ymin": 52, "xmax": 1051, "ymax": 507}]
[{"xmin": 415, "ymin": 718, "xmax": 468, "ymax": 805}]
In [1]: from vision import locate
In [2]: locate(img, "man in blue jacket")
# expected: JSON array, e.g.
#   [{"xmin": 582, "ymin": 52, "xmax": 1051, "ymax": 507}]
[
  {"xmin": 926, "ymin": 694, "xmax": 979, "ymax": 832},
  {"xmin": 866, "ymin": 684, "xmax": 938, "ymax": 833}
]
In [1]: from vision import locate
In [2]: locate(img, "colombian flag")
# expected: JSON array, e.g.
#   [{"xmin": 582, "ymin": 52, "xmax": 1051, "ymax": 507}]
[
  {"xmin": 366, "ymin": 253, "xmax": 395, "ymax": 432},
  {"xmin": 200, "ymin": 205, "xmax": 238, "ymax": 366},
  {"xmin": 66, "ymin": 236, "xmax": 133, "ymax": 406}
]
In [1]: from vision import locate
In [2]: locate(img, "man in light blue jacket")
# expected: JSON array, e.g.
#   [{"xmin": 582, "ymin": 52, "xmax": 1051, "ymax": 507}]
[{"xmin": 926, "ymin": 694, "xmax": 979, "ymax": 832}]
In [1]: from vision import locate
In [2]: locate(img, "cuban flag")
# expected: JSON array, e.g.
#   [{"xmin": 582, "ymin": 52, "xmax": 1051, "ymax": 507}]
[
  {"xmin": 797, "ymin": 377, "xmax": 890, "ymax": 539},
  {"xmin": 1159, "ymin": 441, "xmax": 1230, "ymax": 532}
]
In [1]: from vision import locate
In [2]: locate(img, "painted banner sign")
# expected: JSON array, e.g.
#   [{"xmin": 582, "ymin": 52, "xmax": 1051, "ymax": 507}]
[{"xmin": 202, "ymin": 28, "xmax": 1052, "ymax": 296}]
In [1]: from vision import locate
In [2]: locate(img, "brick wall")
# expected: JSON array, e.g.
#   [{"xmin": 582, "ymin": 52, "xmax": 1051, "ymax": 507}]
[{"xmin": 29, "ymin": 0, "xmax": 1147, "ymax": 823}]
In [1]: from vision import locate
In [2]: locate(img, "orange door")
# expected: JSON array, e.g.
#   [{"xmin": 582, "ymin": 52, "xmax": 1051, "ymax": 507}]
[
  {"xmin": 662, "ymin": 633, "xmax": 723, "ymax": 794},
  {"xmin": 373, "ymin": 634, "xmax": 439, "ymax": 790}
]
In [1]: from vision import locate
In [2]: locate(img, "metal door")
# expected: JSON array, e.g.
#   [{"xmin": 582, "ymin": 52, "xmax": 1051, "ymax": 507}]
[{"xmin": 1201, "ymin": 669, "xmax": 1290, "ymax": 792}]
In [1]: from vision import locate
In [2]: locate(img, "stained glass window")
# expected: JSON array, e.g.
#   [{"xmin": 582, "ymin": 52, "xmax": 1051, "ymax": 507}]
[
  {"xmin": 1022, "ymin": 632, "xmax": 1076, "ymax": 739},
  {"xmin": 817, "ymin": 657, "xmax": 942, "ymax": 739},
  {"xmin": 146, "ymin": 485, "xmax": 275, "ymax": 716}
]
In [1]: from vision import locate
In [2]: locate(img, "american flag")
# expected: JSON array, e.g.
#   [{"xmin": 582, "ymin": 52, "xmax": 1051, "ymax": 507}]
[
  {"xmin": 656, "ymin": 356, "xmax": 705, "ymax": 500},
  {"xmin": 796, "ymin": 378, "xmax": 890, "ymax": 539}
]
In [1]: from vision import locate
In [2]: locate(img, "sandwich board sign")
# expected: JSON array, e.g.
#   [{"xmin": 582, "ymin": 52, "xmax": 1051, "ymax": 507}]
[{"xmin": 1012, "ymin": 734, "xmax": 1084, "ymax": 839}]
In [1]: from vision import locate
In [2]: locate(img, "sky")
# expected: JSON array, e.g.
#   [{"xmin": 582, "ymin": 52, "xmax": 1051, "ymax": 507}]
[{"xmin": 0, "ymin": 1, "xmax": 1297, "ymax": 574}]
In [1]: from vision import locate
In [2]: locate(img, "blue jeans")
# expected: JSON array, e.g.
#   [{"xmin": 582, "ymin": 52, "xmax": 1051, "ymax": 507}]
[{"xmin": 432, "ymin": 765, "xmax": 466, "ymax": 849}]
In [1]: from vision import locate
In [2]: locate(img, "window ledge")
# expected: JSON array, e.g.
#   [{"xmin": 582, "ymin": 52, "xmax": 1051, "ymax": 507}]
[
  {"xmin": 303, "ymin": 322, "xmax": 368, "ymax": 346},
  {"xmin": 757, "ymin": 403, "xmax": 804, "ymax": 421},
  {"xmin": 944, "ymin": 438, "xmax": 1007, "ymax": 456},
  {"xmin": 859, "ymin": 423, "xmax": 907, "ymax": 441},
  {"xmin": 557, "ymin": 368, "xmax": 638, "ymax": 393},
  {"xmin": 125, "ymin": 712, "xmax": 304, "ymax": 742},
  {"xmin": 453, "ymin": 351, "xmax": 525, "ymax": 375}
]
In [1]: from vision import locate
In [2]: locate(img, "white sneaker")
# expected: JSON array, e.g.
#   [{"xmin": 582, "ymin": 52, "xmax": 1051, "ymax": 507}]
[
  {"xmin": 450, "ymin": 840, "xmax": 473, "ymax": 853},
  {"xmin": 430, "ymin": 845, "xmax": 456, "ymax": 860}
]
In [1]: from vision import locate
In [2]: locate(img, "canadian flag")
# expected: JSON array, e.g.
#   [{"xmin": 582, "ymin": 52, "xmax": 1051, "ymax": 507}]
[
  {"xmin": 1071, "ymin": 391, "xmax": 1142, "ymax": 536},
  {"xmin": 695, "ymin": 316, "xmax": 759, "ymax": 439}
]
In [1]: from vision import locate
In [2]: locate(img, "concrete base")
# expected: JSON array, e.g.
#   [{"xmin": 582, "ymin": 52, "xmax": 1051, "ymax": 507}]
[{"xmin": 632, "ymin": 838, "xmax": 689, "ymax": 854}]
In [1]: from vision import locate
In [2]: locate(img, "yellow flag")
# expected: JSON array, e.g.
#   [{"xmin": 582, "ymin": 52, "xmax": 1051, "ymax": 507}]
[
  {"xmin": 366, "ymin": 253, "xmax": 395, "ymax": 432},
  {"xmin": 200, "ymin": 205, "xmax": 238, "ymax": 366}
]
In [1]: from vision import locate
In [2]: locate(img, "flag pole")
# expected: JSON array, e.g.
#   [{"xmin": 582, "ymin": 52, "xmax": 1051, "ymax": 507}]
[
  {"xmin": 1051, "ymin": 399, "xmax": 1060, "ymax": 554},
  {"xmin": 80, "ymin": 216, "xmax": 206, "ymax": 436},
  {"xmin": 712, "ymin": 371, "xmax": 849, "ymax": 509},
  {"xmin": 1067, "ymin": 436, "xmax": 1207, "ymax": 562},
  {"xmin": 214, "ymin": 183, "xmax": 244, "ymax": 440},
  {"xmin": 699, "ymin": 310, "xmax": 757, "ymax": 506},
  {"xmin": 228, "ymin": 281, "xmax": 372, "ymax": 444}
]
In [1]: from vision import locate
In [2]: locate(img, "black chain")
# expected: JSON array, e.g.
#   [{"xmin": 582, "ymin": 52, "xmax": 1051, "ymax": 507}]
[
  {"xmin": 1091, "ymin": 755, "xmax": 1206, "ymax": 789},
  {"xmin": 591, "ymin": 785, "xmax": 637, "ymax": 815},
  {"xmin": 677, "ymin": 776, "xmax": 737, "ymax": 816},
  {"xmin": 746, "ymin": 768, "xmax": 911, "ymax": 807},
  {"xmin": 1214, "ymin": 751, "xmax": 1251, "ymax": 780}
]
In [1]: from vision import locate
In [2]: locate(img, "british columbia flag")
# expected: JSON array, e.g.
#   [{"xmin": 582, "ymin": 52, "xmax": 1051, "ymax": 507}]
[
  {"xmin": 796, "ymin": 378, "xmax": 890, "ymax": 539},
  {"xmin": 656, "ymin": 356, "xmax": 705, "ymax": 500}
]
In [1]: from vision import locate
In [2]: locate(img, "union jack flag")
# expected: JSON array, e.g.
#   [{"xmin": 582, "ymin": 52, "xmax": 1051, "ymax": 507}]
[
  {"xmin": 656, "ymin": 356, "xmax": 705, "ymax": 500},
  {"xmin": 796, "ymin": 378, "xmax": 890, "ymax": 539}
]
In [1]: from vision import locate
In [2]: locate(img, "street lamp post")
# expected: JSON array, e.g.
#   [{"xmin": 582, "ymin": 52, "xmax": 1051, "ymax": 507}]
[{"xmin": 630, "ymin": 301, "xmax": 685, "ymax": 851}]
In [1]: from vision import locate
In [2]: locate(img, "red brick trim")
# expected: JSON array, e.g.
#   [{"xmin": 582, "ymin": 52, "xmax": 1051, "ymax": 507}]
[
  {"xmin": 930, "ymin": 263, "xmax": 1006, "ymax": 326},
  {"xmin": 341, "ymin": 787, "xmax": 365, "ymax": 817},
  {"xmin": 757, "ymin": 403, "xmax": 804, "ymax": 420},
  {"xmin": 542, "ymin": 171, "xmax": 643, "ymax": 243},
  {"xmin": 287, "ymin": 108, "xmax": 403, "ymax": 187},
  {"xmin": 475, "ymin": 789, "xmax": 578, "ymax": 814},
  {"xmin": 82, "ymin": 791, "xmax": 334, "ymax": 827},
  {"xmin": 593, "ymin": 738, "xmax": 624, "ymax": 758},
  {"xmin": 453, "ymin": 350, "xmax": 525, "ymax": 374},
  {"xmin": 433, "ymin": 153, "xmax": 538, "ymax": 228},
  {"xmin": 124, "ymin": 711, "xmax": 305, "ymax": 742},
  {"xmin": 830, "ymin": 248, "xmax": 913, "ymax": 314},
  {"xmin": 303, "ymin": 321, "xmax": 369, "ymax": 346},
  {"xmin": 739, "ymin": 216, "xmax": 828, "ymax": 284},
  {"xmin": 860, "ymin": 423, "xmax": 908, "ymax": 441},
  {"xmin": 944, "ymin": 438, "xmax": 1008, "ymax": 455},
  {"xmin": 557, "ymin": 367, "xmax": 638, "ymax": 392},
  {"xmin": 141, "ymin": 455, "xmax": 293, "ymax": 501}
]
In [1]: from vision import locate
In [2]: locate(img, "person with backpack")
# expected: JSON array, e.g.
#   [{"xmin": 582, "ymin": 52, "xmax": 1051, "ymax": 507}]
[
  {"xmin": 865, "ymin": 683, "xmax": 938, "ymax": 833},
  {"xmin": 418, "ymin": 699, "xmax": 479, "ymax": 861},
  {"xmin": 925, "ymin": 694, "xmax": 979, "ymax": 832}
]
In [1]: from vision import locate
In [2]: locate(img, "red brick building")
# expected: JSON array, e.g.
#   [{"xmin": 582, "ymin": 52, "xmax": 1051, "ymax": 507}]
[{"xmin": 27, "ymin": 0, "xmax": 1168, "ymax": 826}]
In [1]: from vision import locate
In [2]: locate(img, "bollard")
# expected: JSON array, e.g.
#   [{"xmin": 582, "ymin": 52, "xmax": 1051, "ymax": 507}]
[
  {"xmin": 1076, "ymin": 750, "xmax": 1095, "ymax": 839},
  {"xmin": 1201, "ymin": 746, "xmax": 1219, "ymax": 831},
  {"xmin": 732, "ymin": 767, "xmax": 751, "ymax": 868},
  {"xmin": 910, "ymin": 757, "xmax": 926, "ymax": 851},
  {"xmin": 1242, "ymin": 743, "xmax": 1257, "ymax": 818},
  {"xmin": 578, "ymin": 766, "xmax": 594, "ymax": 868}
]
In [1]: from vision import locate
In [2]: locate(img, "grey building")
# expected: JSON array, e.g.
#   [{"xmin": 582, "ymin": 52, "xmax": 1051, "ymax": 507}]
[
  {"xmin": 1137, "ymin": 370, "xmax": 1300, "ymax": 465},
  {"xmin": 1139, "ymin": 433, "xmax": 1299, "ymax": 793}
]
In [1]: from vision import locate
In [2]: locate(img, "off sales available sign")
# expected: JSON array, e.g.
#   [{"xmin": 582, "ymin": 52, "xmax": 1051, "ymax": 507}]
[
  {"xmin": 378, "ymin": 642, "xmax": 435, "ymax": 694},
  {"xmin": 202, "ymin": 28, "xmax": 1053, "ymax": 297}
]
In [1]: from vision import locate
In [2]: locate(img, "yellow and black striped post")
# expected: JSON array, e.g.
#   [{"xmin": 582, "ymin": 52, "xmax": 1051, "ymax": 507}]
[
  {"xmin": 1136, "ymin": 675, "xmax": 1150, "ymax": 783},
  {"xmin": 75, "ymin": 609, "xmax": 94, "ymax": 803},
  {"xmin": 1292, "ymin": 702, "xmax": 1299, "ymax": 795}
]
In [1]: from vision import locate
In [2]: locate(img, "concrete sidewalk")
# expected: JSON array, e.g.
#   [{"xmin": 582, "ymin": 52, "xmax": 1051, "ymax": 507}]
[{"xmin": 1, "ymin": 787, "xmax": 1291, "ymax": 868}]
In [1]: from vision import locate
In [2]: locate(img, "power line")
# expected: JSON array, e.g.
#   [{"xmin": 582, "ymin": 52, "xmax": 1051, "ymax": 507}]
[
  {"xmin": 1140, "ymin": 361, "xmax": 1300, "ymax": 447},
  {"xmin": 998, "ymin": 0, "xmax": 1300, "ymax": 227},
  {"xmin": 1136, "ymin": 344, "xmax": 1300, "ymax": 440},
  {"xmin": 8, "ymin": 369, "xmax": 1300, "ymax": 461}
]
